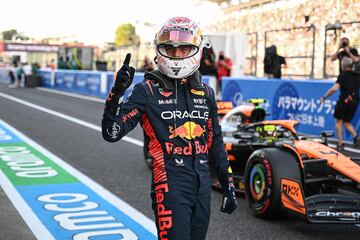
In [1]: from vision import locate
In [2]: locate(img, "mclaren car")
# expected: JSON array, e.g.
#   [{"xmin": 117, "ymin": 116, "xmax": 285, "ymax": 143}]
[{"xmin": 219, "ymin": 99, "xmax": 360, "ymax": 223}]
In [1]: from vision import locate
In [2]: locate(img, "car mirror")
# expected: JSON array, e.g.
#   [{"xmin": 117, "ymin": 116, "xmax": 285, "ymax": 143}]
[{"xmin": 321, "ymin": 131, "xmax": 334, "ymax": 138}]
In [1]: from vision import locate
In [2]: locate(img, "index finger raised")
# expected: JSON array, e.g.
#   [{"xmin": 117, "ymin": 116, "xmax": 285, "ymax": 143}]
[{"xmin": 123, "ymin": 53, "xmax": 131, "ymax": 65}]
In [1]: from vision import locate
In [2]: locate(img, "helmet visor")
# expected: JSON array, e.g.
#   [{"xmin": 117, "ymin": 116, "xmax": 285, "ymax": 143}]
[
  {"xmin": 157, "ymin": 30, "xmax": 202, "ymax": 47},
  {"xmin": 157, "ymin": 44, "xmax": 199, "ymax": 59}
]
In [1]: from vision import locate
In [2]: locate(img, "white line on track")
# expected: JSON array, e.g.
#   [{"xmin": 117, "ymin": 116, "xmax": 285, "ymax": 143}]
[
  {"xmin": 37, "ymin": 87, "xmax": 106, "ymax": 103},
  {"xmin": 0, "ymin": 119, "xmax": 157, "ymax": 236},
  {"xmin": 0, "ymin": 92, "xmax": 143, "ymax": 147}
]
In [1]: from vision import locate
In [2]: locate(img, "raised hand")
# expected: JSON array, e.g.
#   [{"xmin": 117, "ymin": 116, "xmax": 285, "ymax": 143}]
[{"xmin": 113, "ymin": 53, "xmax": 135, "ymax": 94}]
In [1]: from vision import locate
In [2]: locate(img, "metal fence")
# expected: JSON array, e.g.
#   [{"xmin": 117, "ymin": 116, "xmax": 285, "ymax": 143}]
[
  {"xmin": 244, "ymin": 32, "xmax": 258, "ymax": 76},
  {"xmin": 264, "ymin": 25, "xmax": 316, "ymax": 79}
]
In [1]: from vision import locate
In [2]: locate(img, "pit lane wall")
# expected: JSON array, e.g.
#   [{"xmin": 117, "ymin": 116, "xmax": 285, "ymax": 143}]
[
  {"xmin": 222, "ymin": 77, "xmax": 360, "ymax": 142},
  {"xmin": 0, "ymin": 68, "xmax": 215, "ymax": 99},
  {"xmin": 36, "ymin": 69, "xmax": 214, "ymax": 99}
]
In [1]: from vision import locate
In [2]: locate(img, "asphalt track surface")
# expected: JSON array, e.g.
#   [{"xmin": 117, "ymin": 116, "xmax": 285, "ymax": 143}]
[{"xmin": 0, "ymin": 82, "xmax": 359, "ymax": 240}]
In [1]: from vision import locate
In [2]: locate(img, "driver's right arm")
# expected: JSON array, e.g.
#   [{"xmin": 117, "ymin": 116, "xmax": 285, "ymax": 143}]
[{"xmin": 102, "ymin": 84, "xmax": 147, "ymax": 142}]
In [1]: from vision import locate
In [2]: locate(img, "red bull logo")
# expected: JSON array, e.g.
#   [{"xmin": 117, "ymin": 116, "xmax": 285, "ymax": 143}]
[
  {"xmin": 165, "ymin": 141, "xmax": 208, "ymax": 155},
  {"xmin": 168, "ymin": 121, "xmax": 205, "ymax": 140}
]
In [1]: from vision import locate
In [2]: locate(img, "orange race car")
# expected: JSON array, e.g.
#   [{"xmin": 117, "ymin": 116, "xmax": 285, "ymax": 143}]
[
  {"xmin": 216, "ymin": 101, "xmax": 234, "ymax": 119},
  {"xmin": 219, "ymin": 99, "xmax": 360, "ymax": 223}
]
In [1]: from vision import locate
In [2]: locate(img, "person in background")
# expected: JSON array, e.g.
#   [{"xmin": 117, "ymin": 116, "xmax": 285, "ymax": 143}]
[
  {"xmin": 8, "ymin": 62, "xmax": 17, "ymax": 88},
  {"xmin": 32, "ymin": 62, "xmax": 40, "ymax": 73},
  {"xmin": 320, "ymin": 57, "xmax": 360, "ymax": 150},
  {"xmin": 58, "ymin": 57, "xmax": 67, "ymax": 69},
  {"xmin": 23, "ymin": 62, "xmax": 32, "ymax": 87},
  {"xmin": 216, "ymin": 51, "xmax": 232, "ymax": 95},
  {"xmin": 65, "ymin": 56, "xmax": 72, "ymax": 69},
  {"xmin": 331, "ymin": 37, "xmax": 359, "ymax": 74},
  {"xmin": 32, "ymin": 63, "xmax": 40, "ymax": 85},
  {"xmin": 199, "ymin": 46, "xmax": 217, "ymax": 77},
  {"xmin": 16, "ymin": 63, "xmax": 24, "ymax": 88},
  {"xmin": 263, "ymin": 45, "xmax": 286, "ymax": 79},
  {"xmin": 140, "ymin": 56, "xmax": 154, "ymax": 72},
  {"xmin": 48, "ymin": 59, "xmax": 56, "ymax": 70},
  {"xmin": 102, "ymin": 17, "xmax": 237, "ymax": 240}
]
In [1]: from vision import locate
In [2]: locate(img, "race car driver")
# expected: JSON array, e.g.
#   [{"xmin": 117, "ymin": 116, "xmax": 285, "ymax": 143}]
[{"xmin": 102, "ymin": 17, "xmax": 237, "ymax": 240}]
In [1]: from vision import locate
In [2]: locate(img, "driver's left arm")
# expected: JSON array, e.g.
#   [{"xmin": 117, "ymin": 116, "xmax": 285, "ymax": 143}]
[{"xmin": 206, "ymin": 87, "xmax": 233, "ymax": 192}]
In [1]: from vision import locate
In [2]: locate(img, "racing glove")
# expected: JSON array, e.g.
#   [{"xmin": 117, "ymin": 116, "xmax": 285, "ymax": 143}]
[
  {"xmin": 113, "ymin": 53, "xmax": 135, "ymax": 95},
  {"xmin": 220, "ymin": 167, "xmax": 238, "ymax": 214},
  {"xmin": 106, "ymin": 53, "xmax": 135, "ymax": 108}
]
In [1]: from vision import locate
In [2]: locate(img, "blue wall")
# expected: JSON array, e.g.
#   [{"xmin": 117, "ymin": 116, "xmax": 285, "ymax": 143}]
[
  {"xmin": 39, "ymin": 70, "xmax": 109, "ymax": 98},
  {"xmin": 222, "ymin": 77, "xmax": 360, "ymax": 141},
  {"xmin": 38, "ymin": 69, "xmax": 211, "ymax": 99}
]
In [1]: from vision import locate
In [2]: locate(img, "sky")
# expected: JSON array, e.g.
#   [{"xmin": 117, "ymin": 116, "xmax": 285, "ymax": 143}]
[{"xmin": 0, "ymin": 0, "xmax": 222, "ymax": 45}]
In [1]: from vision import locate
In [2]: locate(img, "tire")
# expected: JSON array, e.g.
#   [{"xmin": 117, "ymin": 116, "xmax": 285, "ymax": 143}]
[
  {"xmin": 244, "ymin": 148, "xmax": 301, "ymax": 218},
  {"xmin": 143, "ymin": 147, "xmax": 153, "ymax": 169}
]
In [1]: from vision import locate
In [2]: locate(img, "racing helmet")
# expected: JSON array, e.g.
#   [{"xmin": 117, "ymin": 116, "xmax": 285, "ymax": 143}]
[
  {"xmin": 154, "ymin": 17, "xmax": 203, "ymax": 79},
  {"xmin": 256, "ymin": 125, "xmax": 278, "ymax": 142}
]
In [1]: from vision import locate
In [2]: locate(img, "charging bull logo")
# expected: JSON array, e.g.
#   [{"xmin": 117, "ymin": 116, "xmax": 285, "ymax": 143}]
[{"xmin": 168, "ymin": 121, "xmax": 205, "ymax": 140}]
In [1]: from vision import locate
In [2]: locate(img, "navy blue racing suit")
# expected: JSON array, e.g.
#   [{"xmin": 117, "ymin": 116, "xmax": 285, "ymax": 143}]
[{"xmin": 102, "ymin": 70, "xmax": 234, "ymax": 240}]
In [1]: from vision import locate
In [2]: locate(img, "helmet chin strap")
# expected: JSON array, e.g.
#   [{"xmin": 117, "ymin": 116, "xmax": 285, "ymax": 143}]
[
  {"xmin": 188, "ymin": 70, "xmax": 204, "ymax": 91},
  {"xmin": 144, "ymin": 70, "xmax": 176, "ymax": 91}
]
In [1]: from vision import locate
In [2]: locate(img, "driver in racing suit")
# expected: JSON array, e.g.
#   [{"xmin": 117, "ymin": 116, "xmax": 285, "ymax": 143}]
[{"xmin": 102, "ymin": 17, "xmax": 237, "ymax": 240}]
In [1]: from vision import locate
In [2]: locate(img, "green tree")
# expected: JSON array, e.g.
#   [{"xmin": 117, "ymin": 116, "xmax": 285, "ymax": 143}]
[
  {"xmin": 115, "ymin": 24, "xmax": 140, "ymax": 47},
  {"xmin": 1, "ymin": 29, "xmax": 29, "ymax": 40}
]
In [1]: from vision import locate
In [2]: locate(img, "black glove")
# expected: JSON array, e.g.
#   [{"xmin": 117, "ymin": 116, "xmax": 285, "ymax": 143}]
[
  {"xmin": 113, "ymin": 53, "xmax": 135, "ymax": 95},
  {"xmin": 221, "ymin": 177, "xmax": 238, "ymax": 214}
]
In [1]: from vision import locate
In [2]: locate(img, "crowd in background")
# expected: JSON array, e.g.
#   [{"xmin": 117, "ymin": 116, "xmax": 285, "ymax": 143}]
[
  {"xmin": 8, "ymin": 61, "xmax": 41, "ymax": 88},
  {"xmin": 57, "ymin": 56, "xmax": 81, "ymax": 70},
  {"xmin": 101, "ymin": 1, "xmax": 359, "ymax": 80},
  {"xmin": 3, "ymin": 0, "xmax": 359, "ymax": 82},
  {"xmin": 208, "ymin": 0, "xmax": 359, "ymax": 79}
]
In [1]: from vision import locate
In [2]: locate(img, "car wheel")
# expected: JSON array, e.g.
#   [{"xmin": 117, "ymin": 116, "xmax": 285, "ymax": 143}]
[{"xmin": 244, "ymin": 148, "xmax": 301, "ymax": 218}]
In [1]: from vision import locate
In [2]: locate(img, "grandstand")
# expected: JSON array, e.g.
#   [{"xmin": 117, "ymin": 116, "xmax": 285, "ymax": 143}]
[
  {"xmin": 206, "ymin": 0, "xmax": 276, "ymax": 12},
  {"xmin": 204, "ymin": 0, "xmax": 360, "ymax": 79}
]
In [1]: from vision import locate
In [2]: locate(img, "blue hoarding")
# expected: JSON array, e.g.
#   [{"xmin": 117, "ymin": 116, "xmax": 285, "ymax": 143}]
[
  {"xmin": 39, "ymin": 70, "xmax": 211, "ymax": 100},
  {"xmin": 45, "ymin": 70, "xmax": 106, "ymax": 97},
  {"xmin": 222, "ymin": 77, "xmax": 360, "ymax": 141}
]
